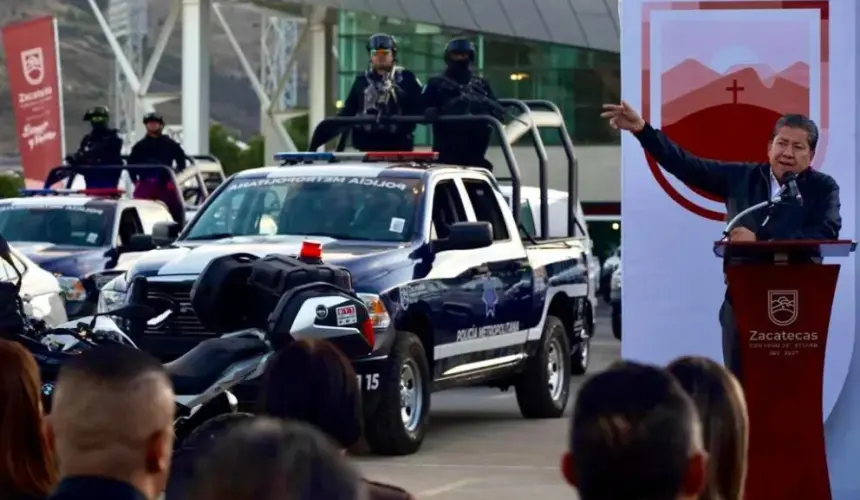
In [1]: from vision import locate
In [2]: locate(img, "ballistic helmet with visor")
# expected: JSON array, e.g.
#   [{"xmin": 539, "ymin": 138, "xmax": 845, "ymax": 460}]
[
  {"xmin": 83, "ymin": 106, "xmax": 110, "ymax": 123},
  {"xmin": 367, "ymin": 33, "xmax": 397, "ymax": 57},
  {"xmin": 444, "ymin": 38, "xmax": 475, "ymax": 63}
]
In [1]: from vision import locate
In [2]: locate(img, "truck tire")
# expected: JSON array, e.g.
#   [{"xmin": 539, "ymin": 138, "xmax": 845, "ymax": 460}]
[
  {"xmin": 515, "ymin": 315, "xmax": 572, "ymax": 418},
  {"xmin": 570, "ymin": 329, "xmax": 590, "ymax": 376},
  {"xmin": 364, "ymin": 331, "xmax": 430, "ymax": 456},
  {"xmin": 612, "ymin": 307, "xmax": 622, "ymax": 340}
]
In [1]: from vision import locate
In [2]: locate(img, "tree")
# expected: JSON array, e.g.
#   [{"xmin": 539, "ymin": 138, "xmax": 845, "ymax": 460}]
[
  {"xmin": 285, "ymin": 115, "xmax": 309, "ymax": 151},
  {"xmin": 209, "ymin": 123, "xmax": 242, "ymax": 175},
  {"xmin": 238, "ymin": 134, "xmax": 265, "ymax": 170},
  {"xmin": 0, "ymin": 174, "xmax": 23, "ymax": 199}
]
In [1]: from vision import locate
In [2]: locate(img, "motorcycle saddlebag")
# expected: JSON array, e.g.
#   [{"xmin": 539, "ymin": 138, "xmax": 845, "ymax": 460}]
[
  {"xmin": 247, "ymin": 254, "xmax": 352, "ymax": 321},
  {"xmin": 191, "ymin": 253, "xmax": 260, "ymax": 333},
  {"xmin": 267, "ymin": 282, "xmax": 373, "ymax": 357}
]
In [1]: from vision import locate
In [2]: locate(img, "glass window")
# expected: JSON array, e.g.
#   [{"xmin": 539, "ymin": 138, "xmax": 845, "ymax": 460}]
[
  {"xmin": 462, "ymin": 179, "xmax": 509, "ymax": 241},
  {"xmin": 136, "ymin": 203, "xmax": 173, "ymax": 234},
  {"xmin": 184, "ymin": 174, "xmax": 422, "ymax": 242},
  {"xmin": 0, "ymin": 205, "xmax": 114, "ymax": 247}
]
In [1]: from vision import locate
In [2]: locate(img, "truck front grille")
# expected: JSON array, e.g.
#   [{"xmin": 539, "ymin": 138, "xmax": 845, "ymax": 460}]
[{"xmin": 143, "ymin": 281, "xmax": 212, "ymax": 336}]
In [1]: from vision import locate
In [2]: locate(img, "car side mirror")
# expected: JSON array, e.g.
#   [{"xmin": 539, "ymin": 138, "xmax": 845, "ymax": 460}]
[
  {"xmin": 126, "ymin": 234, "xmax": 157, "ymax": 253},
  {"xmin": 432, "ymin": 222, "xmax": 493, "ymax": 253},
  {"xmin": 152, "ymin": 221, "xmax": 181, "ymax": 245}
]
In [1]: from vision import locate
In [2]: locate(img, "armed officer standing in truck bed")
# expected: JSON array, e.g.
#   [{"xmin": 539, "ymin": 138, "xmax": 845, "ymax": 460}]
[
  {"xmin": 421, "ymin": 38, "xmax": 503, "ymax": 170},
  {"xmin": 308, "ymin": 33, "xmax": 422, "ymax": 152}
]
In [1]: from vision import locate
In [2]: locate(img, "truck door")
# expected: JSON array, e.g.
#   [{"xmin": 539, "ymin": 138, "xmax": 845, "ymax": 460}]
[{"xmin": 458, "ymin": 177, "xmax": 533, "ymax": 364}]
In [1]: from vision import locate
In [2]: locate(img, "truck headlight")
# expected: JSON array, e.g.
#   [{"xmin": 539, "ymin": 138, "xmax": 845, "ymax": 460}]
[
  {"xmin": 57, "ymin": 276, "xmax": 87, "ymax": 302},
  {"xmin": 357, "ymin": 293, "xmax": 391, "ymax": 329},
  {"xmin": 96, "ymin": 274, "xmax": 130, "ymax": 313}
]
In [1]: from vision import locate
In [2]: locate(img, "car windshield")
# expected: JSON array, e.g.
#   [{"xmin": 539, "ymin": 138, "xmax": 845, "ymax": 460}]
[
  {"xmin": 184, "ymin": 174, "xmax": 421, "ymax": 242},
  {"xmin": 0, "ymin": 205, "xmax": 113, "ymax": 247}
]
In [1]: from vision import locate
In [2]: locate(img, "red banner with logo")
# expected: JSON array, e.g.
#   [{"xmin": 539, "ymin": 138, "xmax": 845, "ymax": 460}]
[{"xmin": 2, "ymin": 16, "xmax": 64, "ymax": 187}]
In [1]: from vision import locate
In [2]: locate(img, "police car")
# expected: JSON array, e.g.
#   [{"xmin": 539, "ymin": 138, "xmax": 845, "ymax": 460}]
[
  {"xmin": 0, "ymin": 188, "xmax": 175, "ymax": 318},
  {"xmin": 101, "ymin": 149, "xmax": 593, "ymax": 456}
]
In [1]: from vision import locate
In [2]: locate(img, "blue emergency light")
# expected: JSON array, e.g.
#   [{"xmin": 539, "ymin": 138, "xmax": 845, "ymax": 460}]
[{"xmin": 273, "ymin": 151, "xmax": 438, "ymax": 165}]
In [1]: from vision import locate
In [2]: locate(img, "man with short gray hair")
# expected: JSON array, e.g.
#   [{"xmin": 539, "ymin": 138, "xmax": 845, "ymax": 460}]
[{"xmin": 47, "ymin": 344, "xmax": 175, "ymax": 500}]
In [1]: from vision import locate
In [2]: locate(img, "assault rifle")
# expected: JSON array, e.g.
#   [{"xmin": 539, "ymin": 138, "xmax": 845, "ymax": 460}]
[
  {"xmin": 375, "ymin": 69, "xmax": 400, "ymax": 123},
  {"xmin": 438, "ymin": 76, "xmax": 529, "ymax": 126}
]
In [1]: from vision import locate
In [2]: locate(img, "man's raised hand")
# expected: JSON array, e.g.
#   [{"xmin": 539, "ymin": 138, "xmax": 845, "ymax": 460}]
[{"xmin": 600, "ymin": 101, "xmax": 646, "ymax": 133}]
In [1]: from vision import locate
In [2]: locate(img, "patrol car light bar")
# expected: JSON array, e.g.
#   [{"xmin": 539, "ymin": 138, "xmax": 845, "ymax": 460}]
[
  {"xmin": 273, "ymin": 151, "xmax": 439, "ymax": 165},
  {"xmin": 19, "ymin": 188, "xmax": 125, "ymax": 198}
]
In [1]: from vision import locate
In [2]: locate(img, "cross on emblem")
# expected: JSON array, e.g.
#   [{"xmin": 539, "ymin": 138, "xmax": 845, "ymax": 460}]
[{"xmin": 725, "ymin": 78, "xmax": 745, "ymax": 104}]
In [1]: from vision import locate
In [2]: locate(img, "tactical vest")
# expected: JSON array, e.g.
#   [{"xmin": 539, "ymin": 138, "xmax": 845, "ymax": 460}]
[{"xmin": 360, "ymin": 67, "xmax": 405, "ymax": 133}]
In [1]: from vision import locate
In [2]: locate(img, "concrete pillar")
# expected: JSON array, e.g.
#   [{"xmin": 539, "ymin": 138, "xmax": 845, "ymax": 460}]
[
  {"xmin": 308, "ymin": 19, "xmax": 326, "ymax": 151},
  {"xmin": 181, "ymin": 0, "xmax": 211, "ymax": 154}
]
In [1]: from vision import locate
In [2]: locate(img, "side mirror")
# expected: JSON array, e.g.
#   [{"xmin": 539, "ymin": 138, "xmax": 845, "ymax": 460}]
[
  {"xmin": 126, "ymin": 234, "xmax": 157, "ymax": 253},
  {"xmin": 152, "ymin": 221, "xmax": 181, "ymax": 245},
  {"xmin": 0, "ymin": 234, "xmax": 11, "ymax": 262},
  {"xmin": 432, "ymin": 222, "xmax": 493, "ymax": 253}
]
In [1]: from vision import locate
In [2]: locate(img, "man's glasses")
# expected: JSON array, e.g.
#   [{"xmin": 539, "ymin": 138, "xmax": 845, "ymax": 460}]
[{"xmin": 370, "ymin": 49, "xmax": 392, "ymax": 56}]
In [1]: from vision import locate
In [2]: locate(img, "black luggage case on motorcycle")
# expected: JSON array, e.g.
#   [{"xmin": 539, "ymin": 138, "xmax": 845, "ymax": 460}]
[
  {"xmin": 247, "ymin": 254, "xmax": 352, "ymax": 317},
  {"xmin": 191, "ymin": 253, "xmax": 260, "ymax": 333}
]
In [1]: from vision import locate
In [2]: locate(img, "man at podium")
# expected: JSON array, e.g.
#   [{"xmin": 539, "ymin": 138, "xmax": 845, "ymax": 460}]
[{"xmin": 601, "ymin": 101, "xmax": 842, "ymax": 376}]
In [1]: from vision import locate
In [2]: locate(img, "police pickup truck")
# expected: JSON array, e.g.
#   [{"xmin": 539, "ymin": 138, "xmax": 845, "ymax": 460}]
[
  {"xmin": 0, "ymin": 188, "xmax": 175, "ymax": 318},
  {"xmin": 101, "ymin": 106, "xmax": 592, "ymax": 455}
]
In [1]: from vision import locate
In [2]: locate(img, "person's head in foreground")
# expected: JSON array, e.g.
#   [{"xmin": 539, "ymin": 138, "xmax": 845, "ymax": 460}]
[
  {"xmin": 0, "ymin": 339, "xmax": 57, "ymax": 498},
  {"xmin": 258, "ymin": 338, "xmax": 362, "ymax": 450},
  {"xmin": 768, "ymin": 114, "xmax": 818, "ymax": 181},
  {"xmin": 189, "ymin": 417, "xmax": 365, "ymax": 500},
  {"xmin": 47, "ymin": 344, "xmax": 175, "ymax": 500},
  {"xmin": 562, "ymin": 361, "xmax": 707, "ymax": 500},
  {"xmin": 667, "ymin": 356, "xmax": 749, "ymax": 500}
]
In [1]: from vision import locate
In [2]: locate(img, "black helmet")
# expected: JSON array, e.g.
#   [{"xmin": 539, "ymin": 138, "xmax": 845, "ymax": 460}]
[
  {"xmin": 143, "ymin": 112, "xmax": 164, "ymax": 125},
  {"xmin": 444, "ymin": 38, "xmax": 475, "ymax": 63},
  {"xmin": 83, "ymin": 106, "xmax": 110, "ymax": 123},
  {"xmin": 367, "ymin": 33, "xmax": 397, "ymax": 57}
]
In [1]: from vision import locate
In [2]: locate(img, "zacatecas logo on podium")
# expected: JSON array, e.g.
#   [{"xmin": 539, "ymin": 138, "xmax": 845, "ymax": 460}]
[{"xmin": 768, "ymin": 290, "xmax": 798, "ymax": 326}]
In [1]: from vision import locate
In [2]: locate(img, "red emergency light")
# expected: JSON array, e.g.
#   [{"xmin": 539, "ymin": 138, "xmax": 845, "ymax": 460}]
[
  {"xmin": 300, "ymin": 240, "xmax": 322, "ymax": 260},
  {"xmin": 78, "ymin": 188, "xmax": 125, "ymax": 198},
  {"xmin": 363, "ymin": 151, "xmax": 439, "ymax": 162}
]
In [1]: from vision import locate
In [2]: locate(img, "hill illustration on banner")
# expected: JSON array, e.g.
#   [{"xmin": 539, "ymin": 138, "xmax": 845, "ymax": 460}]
[{"xmin": 660, "ymin": 59, "xmax": 810, "ymax": 126}]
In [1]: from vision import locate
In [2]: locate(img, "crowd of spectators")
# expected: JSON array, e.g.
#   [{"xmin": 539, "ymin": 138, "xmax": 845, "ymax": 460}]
[{"xmin": 0, "ymin": 334, "xmax": 748, "ymax": 500}]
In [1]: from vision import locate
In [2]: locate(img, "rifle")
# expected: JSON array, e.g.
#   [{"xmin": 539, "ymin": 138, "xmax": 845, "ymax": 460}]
[
  {"xmin": 374, "ymin": 69, "xmax": 400, "ymax": 123},
  {"xmin": 439, "ymin": 76, "xmax": 529, "ymax": 126}
]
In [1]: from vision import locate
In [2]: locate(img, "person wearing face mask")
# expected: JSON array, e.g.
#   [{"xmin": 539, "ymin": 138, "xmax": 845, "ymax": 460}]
[
  {"xmin": 601, "ymin": 100, "xmax": 841, "ymax": 377},
  {"xmin": 421, "ymin": 38, "xmax": 502, "ymax": 170},
  {"xmin": 127, "ymin": 112, "xmax": 187, "ymax": 223},
  {"xmin": 66, "ymin": 106, "xmax": 124, "ymax": 188},
  {"xmin": 308, "ymin": 33, "xmax": 422, "ymax": 152}
]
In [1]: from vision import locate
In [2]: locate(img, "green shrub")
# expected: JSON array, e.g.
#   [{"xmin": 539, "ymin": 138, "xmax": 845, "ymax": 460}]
[{"xmin": 0, "ymin": 174, "xmax": 24, "ymax": 198}]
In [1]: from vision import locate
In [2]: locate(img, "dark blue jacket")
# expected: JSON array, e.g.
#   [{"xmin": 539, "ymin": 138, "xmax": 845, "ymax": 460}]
[
  {"xmin": 633, "ymin": 122, "xmax": 841, "ymax": 241},
  {"xmin": 48, "ymin": 477, "xmax": 145, "ymax": 500}
]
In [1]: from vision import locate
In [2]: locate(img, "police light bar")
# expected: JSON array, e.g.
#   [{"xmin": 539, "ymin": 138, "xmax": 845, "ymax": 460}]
[
  {"xmin": 18, "ymin": 188, "xmax": 125, "ymax": 198},
  {"xmin": 274, "ymin": 151, "xmax": 439, "ymax": 165}
]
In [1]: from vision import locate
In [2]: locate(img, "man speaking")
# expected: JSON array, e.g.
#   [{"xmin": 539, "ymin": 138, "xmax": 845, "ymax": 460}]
[{"xmin": 601, "ymin": 101, "xmax": 841, "ymax": 376}]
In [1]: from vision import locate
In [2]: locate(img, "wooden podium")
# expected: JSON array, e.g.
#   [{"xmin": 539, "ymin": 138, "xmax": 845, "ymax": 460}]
[{"xmin": 714, "ymin": 240, "xmax": 856, "ymax": 500}]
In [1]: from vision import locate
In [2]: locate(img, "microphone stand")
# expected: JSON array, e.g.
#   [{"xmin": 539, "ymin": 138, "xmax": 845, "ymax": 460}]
[{"xmin": 722, "ymin": 186, "xmax": 788, "ymax": 240}]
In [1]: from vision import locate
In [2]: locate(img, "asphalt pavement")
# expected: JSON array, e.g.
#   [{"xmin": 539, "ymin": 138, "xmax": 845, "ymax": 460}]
[{"xmin": 356, "ymin": 304, "xmax": 621, "ymax": 499}]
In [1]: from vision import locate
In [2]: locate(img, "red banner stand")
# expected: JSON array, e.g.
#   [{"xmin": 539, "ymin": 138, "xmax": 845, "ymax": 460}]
[{"xmin": 714, "ymin": 240, "xmax": 856, "ymax": 500}]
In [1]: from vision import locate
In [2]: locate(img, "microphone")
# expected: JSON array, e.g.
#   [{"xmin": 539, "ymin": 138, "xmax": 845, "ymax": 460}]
[{"xmin": 781, "ymin": 171, "xmax": 803, "ymax": 206}]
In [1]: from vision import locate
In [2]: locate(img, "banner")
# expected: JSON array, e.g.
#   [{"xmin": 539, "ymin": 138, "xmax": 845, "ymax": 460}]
[
  {"xmin": 2, "ymin": 16, "xmax": 65, "ymax": 187},
  {"xmin": 620, "ymin": 1, "xmax": 859, "ymax": 495}
]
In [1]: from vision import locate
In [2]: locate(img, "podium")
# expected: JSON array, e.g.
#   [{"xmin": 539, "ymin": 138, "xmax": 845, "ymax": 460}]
[{"xmin": 714, "ymin": 240, "xmax": 856, "ymax": 500}]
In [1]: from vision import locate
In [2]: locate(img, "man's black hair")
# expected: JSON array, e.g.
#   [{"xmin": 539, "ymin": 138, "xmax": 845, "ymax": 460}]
[
  {"xmin": 773, "ymin": 114, "xmax": 819, "ymax": 152},
  {"xmin": 58, "ymin": 344, "xmax": 167, "ymax": 386},
  {"xmin": 570, "ymin": 361, "xmax": 700, "ymax": 500}
]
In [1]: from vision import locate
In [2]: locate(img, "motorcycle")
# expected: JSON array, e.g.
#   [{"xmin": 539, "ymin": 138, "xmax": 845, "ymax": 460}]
[{"xmin": 0, "ymin": 235, "xmax": 375, "ymax": 444}]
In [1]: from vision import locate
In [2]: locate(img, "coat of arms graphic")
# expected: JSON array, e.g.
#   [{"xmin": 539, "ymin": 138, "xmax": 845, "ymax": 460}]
[
  {"xmin": 768, "ymin": 290, "xmax": 798, "ymax": 327},
  {"xmin": 21, "ymin": 47, "xmax": 45, "ymax": 86}
]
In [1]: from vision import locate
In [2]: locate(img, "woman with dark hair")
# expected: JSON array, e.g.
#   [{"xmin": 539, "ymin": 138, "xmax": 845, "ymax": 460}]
[
  {"xmin": 667, "ymin": 356, "xmax": 749, "ymax": 500},
  {"xmin": 0, "ymin": 339, "xmax": 58, "ymax": 499},
  {"xmin": 259, "ymin": 339, "xmax": 415, "ymax": 500}
]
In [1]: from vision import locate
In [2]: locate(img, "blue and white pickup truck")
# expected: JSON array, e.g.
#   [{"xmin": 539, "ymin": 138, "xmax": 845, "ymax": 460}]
[{"xmin": 100, "ymin": 104, "xmax": 593, "ymax": 455}]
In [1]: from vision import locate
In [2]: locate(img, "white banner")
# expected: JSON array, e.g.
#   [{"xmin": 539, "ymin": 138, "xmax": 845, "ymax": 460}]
[{"xmin": 620, "ymin": 0, "xmax": 854, "ymax": 425}]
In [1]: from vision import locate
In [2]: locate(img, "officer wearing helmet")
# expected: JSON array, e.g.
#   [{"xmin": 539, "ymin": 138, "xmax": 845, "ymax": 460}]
[
  {"xmin": 308, "ymin": 33, "xmax": 422, "ymax": 151},
  {"xmin": 66, "ymin": 106, "xmax": 124, "ymax": 187},
  {"xmin": 127, "ymin": 112, "xmax": 187, "ymax": 222},
  {"xmin": 422, "ymin": 38, "xmax": 502, "ymax": 170}
]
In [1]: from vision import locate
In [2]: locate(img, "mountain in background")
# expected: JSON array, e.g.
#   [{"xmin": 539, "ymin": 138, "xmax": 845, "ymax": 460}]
[{"xmin": 0, "ymin": 0, "xmax": 311, "ymax": 156}]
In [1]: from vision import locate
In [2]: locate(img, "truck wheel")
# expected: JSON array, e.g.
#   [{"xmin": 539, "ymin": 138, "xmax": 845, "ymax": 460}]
[
  {"xmin": 515, "ymin": 315, "xmax": 571, "ymax": 418},
  {"xmin": 570, "ymin": 328, "xmax": 590, "ymax": 376},
  {"xmin": 364, "ymin": 331, "xmax": 430, "ymax": 456},
  {"xmin": 612, "ymin": 307, "xmax": 622, "ymax": 340}
]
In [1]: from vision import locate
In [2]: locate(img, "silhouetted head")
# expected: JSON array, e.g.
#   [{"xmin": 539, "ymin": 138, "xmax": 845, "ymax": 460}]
[
  {"xmin": 667, "ymin": 356, "xmax": 748, "ymax": 500},
  {"xmin": 768, "ymin": 114, "xmax": 818, "ymax": 181},
  {"xmin": 367, "ymin": 33, "xmax": 396, "ymax": 72},
  {"xmin": 444, "ymin": 38, "xmax": 475, "ymax": 76},
  {"xmin": 562, "ymin": 361, "xmax": 707, "ymax": 500},
  {"xmin": 143, "ymin": 112, "xmax": 165, "ymax": 136},
  {"xmin": 0, "ymin": 339, "xmax": 57, "ymax": 498},
  {"xmin": 84, "ymin": 106, "xmax": 110, "ymax": 129}
]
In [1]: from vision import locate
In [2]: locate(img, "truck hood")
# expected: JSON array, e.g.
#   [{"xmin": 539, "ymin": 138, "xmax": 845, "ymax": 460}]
[
  {"xmin": 13, "ymin": 242, "xmax": 108, "ymax": 277},
  {"xmin": 129, "ymin": 235, "xmax": 414, "ymax": 282}
]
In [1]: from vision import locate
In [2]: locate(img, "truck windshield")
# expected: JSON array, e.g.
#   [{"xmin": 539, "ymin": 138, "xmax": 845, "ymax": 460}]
[
  {"xmin": 0, "ymin": 205, "xmax": 112, "ymax": 247},
  {"xmin": 184, "ymin": 174, "xmax": 421, "ymax": 242}
]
